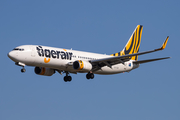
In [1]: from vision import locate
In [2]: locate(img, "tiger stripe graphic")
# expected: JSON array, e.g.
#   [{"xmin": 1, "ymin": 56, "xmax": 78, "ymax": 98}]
[{"xmin": 111, "ymin": 25, "xmax": 143, "ymax": 61}]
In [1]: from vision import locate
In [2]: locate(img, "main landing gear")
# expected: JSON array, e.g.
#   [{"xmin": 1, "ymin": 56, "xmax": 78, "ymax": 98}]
[
  {"xmin": 63, "ymin": 71, "xmax": 94, "ymax": 82},
  {"xmin": 64, "ymin": 72, "xmax": 72, "ymax": 82},
  {"xmin": 86, "ymin": 72, "xmax": 94, "ymax": 79}
]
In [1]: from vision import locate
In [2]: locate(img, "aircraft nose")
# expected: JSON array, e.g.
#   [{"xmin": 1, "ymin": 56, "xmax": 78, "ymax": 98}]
[
  {"xmin": 8, "ymin": 51, "xmax": 12, "ymax": 58},
  {"xmin": 8, "ymin": 51, "xmax": 16, "ymax": 61}
]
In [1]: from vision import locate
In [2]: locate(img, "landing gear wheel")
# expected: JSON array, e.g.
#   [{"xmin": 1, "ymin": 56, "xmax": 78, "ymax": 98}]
[
  {"xmin": 86, "ymin": 74, "xmax": 90, "ymax": 79},
  {"xmin": 64, "ymin": 76, "xmax": 72, "ymax": 82},
  {"xmin": 21, "ymin": 68, "xmax": 26, "ymax": 73},
  {"xmin": 86, "ymin": 73, "xmax": 94, "ymax": 79},
  {"xmin": 64, "ymin": 76, "xmax": 68, "ymax": 82},
  {"xmin": 90, "ymin": 73, "xmax": 94, "ymax": 79},
  {"xmin": 67, "ymin": 76, "xmax": 72, "ymax": 81}
]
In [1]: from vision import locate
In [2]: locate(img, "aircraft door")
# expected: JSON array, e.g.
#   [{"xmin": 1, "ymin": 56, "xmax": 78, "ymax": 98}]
[
  {"xmin": 30, "ymin": 46, "xmax": 36, "ymax": 57},
  {"xmin": 29, "ymin": 46, "xmax": 36, "ymax": 64}
]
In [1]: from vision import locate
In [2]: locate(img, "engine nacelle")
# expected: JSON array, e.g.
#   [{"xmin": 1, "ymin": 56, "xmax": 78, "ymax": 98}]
[
  {"xmin": 34, "ymin": 67, "xmax": 55, "ymax": 76},
  {"xmin": 73, "ymin": 60, "xmax": 92, "ymax": 72}
]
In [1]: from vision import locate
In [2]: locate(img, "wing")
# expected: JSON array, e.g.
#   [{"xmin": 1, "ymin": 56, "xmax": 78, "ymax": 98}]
[{"xmin": 90, "ymin": 36, "xmax": 169, "ymax": 71}]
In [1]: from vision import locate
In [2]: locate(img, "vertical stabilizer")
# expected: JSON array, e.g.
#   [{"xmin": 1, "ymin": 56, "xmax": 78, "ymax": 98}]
[{"xmin": 111, "ymin": 25, "xmax": 143, "ymax": 61}]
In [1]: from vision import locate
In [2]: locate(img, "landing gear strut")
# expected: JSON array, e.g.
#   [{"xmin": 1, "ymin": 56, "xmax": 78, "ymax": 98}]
[
  {"xmin": 15, "ymin": 62, "xmax": 26, "ymax": 73},
  {"xmin": 64, "ymin": 72, "xmax": 72, "ymax": 82},
  {"xmin": 86, "ymin": 72, "xmax": 94, "ymax": 79}
]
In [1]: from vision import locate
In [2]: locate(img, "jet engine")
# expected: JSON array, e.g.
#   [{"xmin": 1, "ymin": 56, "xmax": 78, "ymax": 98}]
[
  {"xmin": 73, "ymin": 60, "xmax": 92, "ymax": 72},
  {"xmin": 34, "ymin": 67, "xmax": 55, "ymax": 76}
]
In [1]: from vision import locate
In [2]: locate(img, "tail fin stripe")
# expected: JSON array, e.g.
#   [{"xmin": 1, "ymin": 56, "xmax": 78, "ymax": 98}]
[
  {"xmin": 134, "ymin": 25, "xmax": 143, "ymax": 60},
  {"xmin": 110, "ymin": 25, "xmax": 143, "ymax": 61},
  {"xmin": 124, "ymin": 34, "xmax": 135, "ymax": 55},
  {"xmin": 134, "ymin": 27, "xmax": 140, "ymax": 54}
]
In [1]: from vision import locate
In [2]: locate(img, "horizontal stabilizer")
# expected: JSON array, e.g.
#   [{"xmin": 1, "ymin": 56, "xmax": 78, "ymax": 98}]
[{"xmin": 133, "ymin": 57, "xmax": 170, "ymax": 64}]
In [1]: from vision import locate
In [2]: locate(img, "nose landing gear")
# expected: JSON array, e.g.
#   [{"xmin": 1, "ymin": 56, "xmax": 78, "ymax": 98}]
[
  {"xmin": 15, "ymin": 62, "xmax": 26, "ymax": 73},
  {"xmin": 21, "ymin": 67, "xmax": 26, "ymax": 73}
]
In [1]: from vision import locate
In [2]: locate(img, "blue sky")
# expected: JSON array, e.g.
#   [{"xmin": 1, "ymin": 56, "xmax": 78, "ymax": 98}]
[{"xmin": 1, "ymin": 0, "xmax": 180, "ymax": 120}]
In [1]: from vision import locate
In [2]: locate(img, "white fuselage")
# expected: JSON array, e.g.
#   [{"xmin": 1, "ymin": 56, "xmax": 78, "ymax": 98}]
[{"xmin": 8, "ymin": 45, "xmax": 139, "ymax": 75}]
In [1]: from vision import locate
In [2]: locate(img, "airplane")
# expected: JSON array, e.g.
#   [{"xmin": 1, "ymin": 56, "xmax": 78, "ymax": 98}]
[{"xmin": 8, "ymin": 25, "xmax": 170, "ymax": 82}]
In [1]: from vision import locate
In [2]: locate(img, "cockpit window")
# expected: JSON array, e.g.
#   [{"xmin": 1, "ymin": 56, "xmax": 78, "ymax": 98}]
[
  {"xmin": 13, "ymin": 48, "xmax": 24, "ymax": 51},
  {"xmin": 13, "ymin": 48, "xmax": 19, "ymax": 50}
]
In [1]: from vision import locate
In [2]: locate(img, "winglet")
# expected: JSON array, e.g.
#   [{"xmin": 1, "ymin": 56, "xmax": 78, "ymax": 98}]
[{"xmin": 155, "ymin": 36, "xmax": 169, "ymax": 51}]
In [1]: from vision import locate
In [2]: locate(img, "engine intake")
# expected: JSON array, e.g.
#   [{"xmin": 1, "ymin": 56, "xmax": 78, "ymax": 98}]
[
  {"xmin": 73, "ymin": 60, "xmax": 92, "ymax": 72},
  {"xmin": 34, "ymin": 67, "xmax": 55, "ymax": 76}
]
